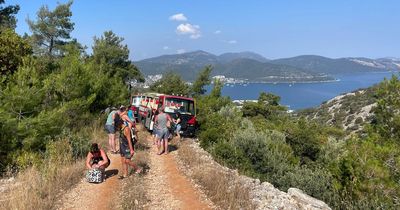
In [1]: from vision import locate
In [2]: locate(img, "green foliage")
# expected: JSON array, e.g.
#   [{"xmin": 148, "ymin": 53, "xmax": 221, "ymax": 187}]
[
  {"xmin": 284, "ymin": 118, "xmax": 327, "ymax": 163},
  {"xmin": 372, "ymin": 75, "xmax": 400, "ymax": 142},
  {"xmin": 242, "ymin": 92, "xmax": 286, "ymax": 119},
  {"xmin": 332, "ymin": 137, "xmax": 400, "ymax": 209},
  {"xmin": 191, "ymin": 65, "xmax": 212, "ymax": 96},
  {"xmin": 0, "ymin": 29, "xmax": 32, "ymax": 82},
  {"xmin": 92, "ymin": 30, "xmax": 143, "ymax": 83},
  {"xmin": 230, "ymin": 123, "xmax": 298, "ymax": 181},
  {"xmin": 150, "ymin": 71, "xmax": 190, "ymax": 95},
  {"xmin": 27, "ymin": 1, "xmax": 74, "ymax": 56},
  {"xmin": 277, "ymin": 167, "xmax": 339, "ymax": 206},
  {"xmin": 0, "ymin": 0, "xmax": 19, "ymax": 31},
  {"xmin": 196, "ymin": 79, "xmax": 231, "ymax": 125}
]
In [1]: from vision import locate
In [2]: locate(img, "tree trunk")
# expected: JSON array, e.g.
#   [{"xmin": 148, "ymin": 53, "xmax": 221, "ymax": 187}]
[{"xmin": 49, "ymin": 37, "xmax": 54, "ymax": 55}]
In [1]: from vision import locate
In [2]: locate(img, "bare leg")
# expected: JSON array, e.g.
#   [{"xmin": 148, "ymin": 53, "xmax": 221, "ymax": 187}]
[
  {"xmin": 121, "ymin": 157, "xmax": 128, "ymax": 177},
  {"xmin": 124, "ymin": 159, "xmax": 140, "ymax": 172},
  {"xmin": 109, "ymin": 133, "xmax": 116, "ymax": 152},
  {"xmin": 164, "ymin": 138, "xmax": 169, "ymax": 154},
  {"xmin": 156, "ymin": 137, "xmax": 163, "ymax": 155},
  {"xmin": 108, "ymin": 134, "xmax": 113, "ymax": 151}
]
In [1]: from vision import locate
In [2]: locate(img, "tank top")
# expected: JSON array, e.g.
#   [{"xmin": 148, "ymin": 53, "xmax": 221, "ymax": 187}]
[
  {"xmin": 91, "ymin": 152, "xmax": 103, "ymax": 164},
  {"xmin": 119, "ymin": 126, "xmax": 130, "ymax": 147},
  {"xmin": 106, "ymin": 110, "xmax": 117, "ymax": 125}
]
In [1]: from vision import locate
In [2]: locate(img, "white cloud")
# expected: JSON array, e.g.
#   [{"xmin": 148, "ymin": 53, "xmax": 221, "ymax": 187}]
[
  {"xmin": 190, "ymin": 34, "xmax": 201, "ymax": 39},
  {"xmin": 177, "ymin": 49, "xmax": 186, "ymax": 54},
  {"xmin": 214, "ymin": 30, "xmax": 222, "ymax": 34},
  {"xmin": 227, "ymin": 40, "xmax": 237, "ymax": 44},
  {"xmin": 163, "ymin": 46, "xmax": 169, "ymax": 50},
  {"xmin": 169, "ymin": 13, "xmax": 188, "ymax": 21},
  {"xmin": 176, "ymin": 23, "xmax": 201, "ymax": 39}
]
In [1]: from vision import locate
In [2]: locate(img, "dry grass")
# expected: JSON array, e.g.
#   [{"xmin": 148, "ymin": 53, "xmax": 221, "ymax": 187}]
[
  {"xmin": 177, "ymin": 140, "xmax": 255, "ymax": 210},
  {"xmin": 0, "ymin": 159, "xmax": 85, "ymax": 209},
  {"xmin": 0, "ymin": 121, "xmax": 106, "ymax": 210}
]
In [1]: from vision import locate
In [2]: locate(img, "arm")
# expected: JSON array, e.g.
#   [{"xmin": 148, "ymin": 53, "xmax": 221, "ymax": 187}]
[
  {"xmin": 122, "ymin": 115, "xmax": 134, "ymax": 125},
  {"xmin": 86, "ymin": 152, "xmax": 93, "ymax": 169},
  {"xmin": 124, "ymin": 127, "xmax": 134, "ymax": 157},
  {"xmin": 98, "ymin": 149, "xmax": 109, "ymax": 167}
]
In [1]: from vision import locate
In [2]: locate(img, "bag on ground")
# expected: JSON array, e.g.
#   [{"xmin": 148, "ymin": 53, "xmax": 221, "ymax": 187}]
[{"xmin": 86, "ymin": 168, "xmax": 104, "ymax": 183}]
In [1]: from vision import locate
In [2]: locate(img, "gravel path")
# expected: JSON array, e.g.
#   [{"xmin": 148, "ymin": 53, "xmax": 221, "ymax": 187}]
[
  {"xmin": 142, "ymin": 134, "xmax": 211, "ymax": 210},
  {"xmin": 57, "ymin": 152, "xmax": 121, "ymax": 210},
  {"xmin": 57, "ymin": 126, "xmax": 212, "ymax": 210}
]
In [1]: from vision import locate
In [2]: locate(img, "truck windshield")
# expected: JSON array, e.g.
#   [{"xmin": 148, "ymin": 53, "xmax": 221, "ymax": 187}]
[
  {"xmin": 131, "ymin": 96, "xmax": 141, "ymax": 107},
  {"xmin": 164, "ymin": 98, "xmax": 195, "ymax": 115}
]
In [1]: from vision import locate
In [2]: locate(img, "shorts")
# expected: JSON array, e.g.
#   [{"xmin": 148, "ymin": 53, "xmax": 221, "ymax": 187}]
[
  {"xmin": 156, "ymin": 129, "xmax": 169, "ymax": 140},
  {"xmin": 105, "ymin": 124, "xmax": 115, "ymax": 134},
  {"xmin": 175, "ymin": 124, "xmax": 181, "ymax": 133},
  {"xmin": 119, "ymin": 140, "xmax": 131, "ymax": 159},
  {"xmin": 152, "ymin": 128, "xmax": 159, "ymax": 137}
]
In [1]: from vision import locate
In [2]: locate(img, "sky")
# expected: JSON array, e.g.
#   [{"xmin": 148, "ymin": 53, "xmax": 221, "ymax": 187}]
[{"xmin": 7, "ymin": 0, "xmax": 400, "ymax": 61}]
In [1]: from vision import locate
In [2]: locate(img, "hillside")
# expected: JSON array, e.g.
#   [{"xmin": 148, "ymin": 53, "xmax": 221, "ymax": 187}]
[
  {"xmin": 135, "ymin": 51, "xmax": 333, "ymax": 82},
  {"xmin": 135, "ymin": 51, "xmax": 400, "ymax": 82},
  {"xmin": 298, "ymin": 85, "xmax": 378, "ymax": 133},
  {"xmin": 271, "ymin": 55, "xmax": 400, "ymax": 75}
]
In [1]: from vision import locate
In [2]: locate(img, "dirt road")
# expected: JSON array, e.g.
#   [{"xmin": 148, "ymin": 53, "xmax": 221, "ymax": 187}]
[
  {"xmin": 58, "ymin": 126, "xmax": 212, "ymax": 210},
  {"xmin": 142, "ymin": 134, "xmax": 211, "ymax": 210},
  {"xmin": 57, "ymin": 151, "xmax": 121, "ymax": 210}
]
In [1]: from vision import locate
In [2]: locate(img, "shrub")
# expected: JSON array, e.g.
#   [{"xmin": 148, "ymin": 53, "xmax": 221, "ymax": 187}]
[
  {"xmin": 277, "ymin": 166, "xmax": 339, "ymax": 207},
  {"xmin": 230, "ymin": 122, "xmax": 298, "ymax": 182}
]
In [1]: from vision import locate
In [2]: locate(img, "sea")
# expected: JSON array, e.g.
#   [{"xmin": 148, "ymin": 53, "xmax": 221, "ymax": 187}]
[{"xmin": 214, "ymin": 71, "xmax": 399, "ymax": 110}]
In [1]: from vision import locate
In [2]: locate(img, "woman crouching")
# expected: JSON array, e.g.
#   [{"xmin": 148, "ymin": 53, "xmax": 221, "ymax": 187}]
[{"xmin": 86, "ymin": 143, "xmax": 110, "ymax": 170}]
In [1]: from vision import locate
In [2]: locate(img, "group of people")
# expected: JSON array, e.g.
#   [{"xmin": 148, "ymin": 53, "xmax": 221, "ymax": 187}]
[
  {"xmin": 152, "ymin": 106, "xmax": 182, "ymax": 155},
  {"xmin": 86, "ymin": 104, "xmax": 183, "ymax": 181},
  {"xmin": 86, "ymin": 106, "xmax": 141, "ymax": 180}
]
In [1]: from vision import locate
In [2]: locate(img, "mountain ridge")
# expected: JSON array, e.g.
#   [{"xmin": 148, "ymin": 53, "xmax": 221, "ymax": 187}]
[{"xmin": 134, "ymin": 50, "xmax": 399, "ymax": 82}]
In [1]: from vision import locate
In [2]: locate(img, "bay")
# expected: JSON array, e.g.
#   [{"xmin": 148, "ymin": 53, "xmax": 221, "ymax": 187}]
[{"xmin": 216, "ymin": 72, "xmax": 399, "ymax": 110}]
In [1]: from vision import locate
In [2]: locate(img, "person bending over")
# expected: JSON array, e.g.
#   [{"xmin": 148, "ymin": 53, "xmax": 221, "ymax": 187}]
[{"xmin": 86, "ymin": 143, "xmax": 110, "ymax": 170}]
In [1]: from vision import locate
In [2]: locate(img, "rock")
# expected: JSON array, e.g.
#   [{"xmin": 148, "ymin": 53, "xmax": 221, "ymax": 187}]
[{"xmin": 288, "ymin": 188, "xmax": 331, "ymax": 210}]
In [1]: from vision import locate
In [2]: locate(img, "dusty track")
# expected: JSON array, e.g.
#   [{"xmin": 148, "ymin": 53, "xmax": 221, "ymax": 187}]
[
  {"xmin": 143, "ymin": 134, "xmax": 211, "ymax": 210},
  {"xmin": 57, "ymin": 151, "xmax": 121, "ymax": 210},
  {"xmin": 58, "ymin": 125, "xmax": 212, "ymax": 210}
]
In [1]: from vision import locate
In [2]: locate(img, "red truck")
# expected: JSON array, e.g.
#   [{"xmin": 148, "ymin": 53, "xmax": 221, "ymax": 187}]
[{"xmin": 137, "ymin": 93, "xmax": 197, "ymax": 137}]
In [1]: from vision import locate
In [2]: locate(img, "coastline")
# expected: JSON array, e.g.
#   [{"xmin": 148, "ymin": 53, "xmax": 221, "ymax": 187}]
[{"xmin": 223, "ymin": 78, "xmax": 340, "ymax": 85}]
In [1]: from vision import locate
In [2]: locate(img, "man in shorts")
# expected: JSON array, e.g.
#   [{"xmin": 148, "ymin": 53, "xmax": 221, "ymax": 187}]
[{"xmin": 154, "ymin": 107, "xmax": 172, "ymax": 155}]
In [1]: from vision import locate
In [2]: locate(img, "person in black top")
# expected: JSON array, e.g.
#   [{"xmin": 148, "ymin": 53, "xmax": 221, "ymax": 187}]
[
  {"xmin": 115, "ymin": 117, "xmax": 142, "ymax": 179},
  {"xmin": 86, "ymin": 143, "xmax": 110, "ymax": 169}
]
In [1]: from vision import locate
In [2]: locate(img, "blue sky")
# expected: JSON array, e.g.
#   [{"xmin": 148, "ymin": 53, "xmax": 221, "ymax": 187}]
[{"xmin": 7, "ymin": 0, "xmax": 400, "ymax": 60}]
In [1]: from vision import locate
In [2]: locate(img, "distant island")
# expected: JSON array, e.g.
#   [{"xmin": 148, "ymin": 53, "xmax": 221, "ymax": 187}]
[{"xmin": 134, "ymin": 50, "xmax": 400, "ymax": 83}]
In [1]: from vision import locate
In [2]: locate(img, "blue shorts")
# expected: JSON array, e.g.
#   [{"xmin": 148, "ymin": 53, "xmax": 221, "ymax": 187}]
[
  {"xmin": 175, "ymin": 124, "xmax": 181, "ymax": 133},
  {"xmin": 156, "ymin": 129, "xmax": 169, "ymax": 140},
  {"xmin": 105, "ymin": 124, "xmax": 115, "ymax": 134},
  {"xmin": 152, "ymin": 128, "xmax": 159, "ymax": 136}
]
